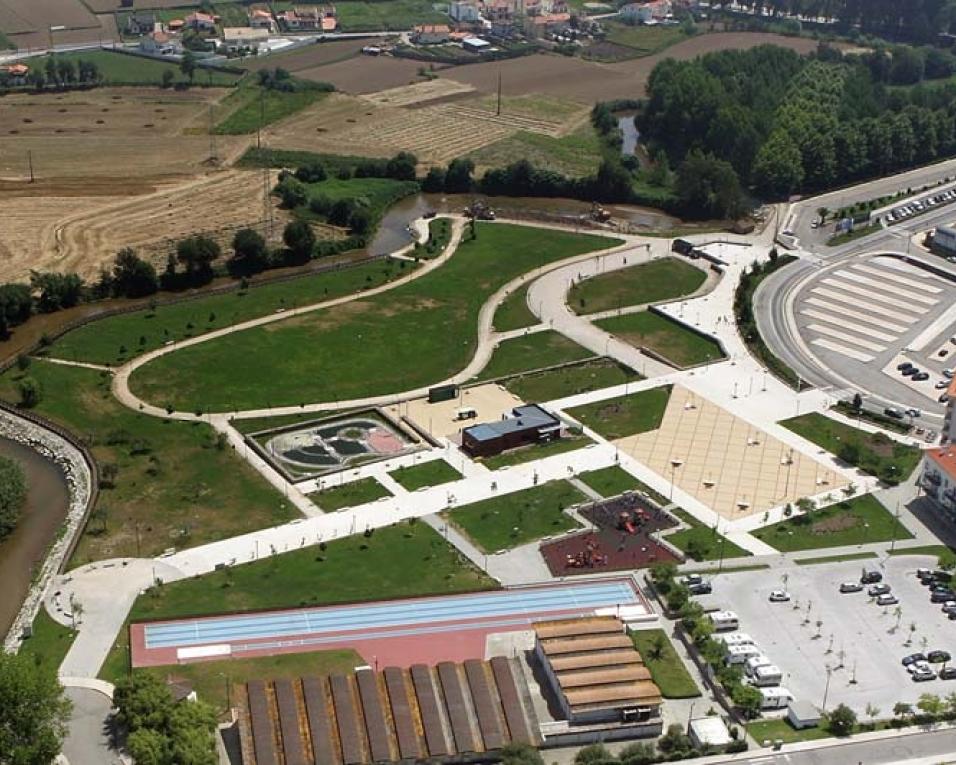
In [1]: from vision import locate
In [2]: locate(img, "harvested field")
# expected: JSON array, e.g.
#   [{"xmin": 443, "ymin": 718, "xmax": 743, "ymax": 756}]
[
  {"xmin": 361, "ymin": 78, "xmax": 475, "ymax": 107},
  {"xmin": 439, "ymin": 32, "xmax": 845, "ymax": 101},
  {"xmin": 295, "ymin": 55, "xmax": 426, "ymax": 93},
  {"xmin": 0, "ymin": 170, "xmax": 292, "ymax": 282},
  {"xmin": 0, "ymin": 0, "xmax": 98, "ymax": 32},
  {"xmin": 240, "ymin": 39, "xmax": 373, "ymax": 73},
  {"xmin": 84, "ymin": 0, "xmax": 204, "ymax": 9}
]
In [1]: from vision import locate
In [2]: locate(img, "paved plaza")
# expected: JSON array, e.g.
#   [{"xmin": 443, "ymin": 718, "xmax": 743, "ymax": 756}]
[
  {"xmin": 613, "ymin": 386, "xmax": 848, "ymax": 520},
  {"xmin": 384, "ymin": 383, "xmax": 525, "ymax": 441}
]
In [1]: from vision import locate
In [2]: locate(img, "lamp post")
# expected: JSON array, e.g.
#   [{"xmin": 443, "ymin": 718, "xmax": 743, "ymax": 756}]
[{"xmin": 821, "ymin": 664, "xmax": 833, "ymax": 712}]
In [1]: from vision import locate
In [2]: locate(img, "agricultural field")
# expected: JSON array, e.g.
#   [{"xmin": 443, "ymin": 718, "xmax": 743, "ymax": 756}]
[
  {"xmin": 20, "ymin": 50, "xmax": 242, "ymax": 87},
  {"xmin": 362, "ymin": 79, "xmax": 475, "ymax": 107},
  {"xmin": 0, "ymin": 0, "xmax": 107, "ymax": 50},
  {"xmin": 468, "ymin": 123, "xmax": 605, "ymax": 178},
  {"xmin": 270, "ymin": 0, "xmax": 446, "ymax": 30},
  {"xmin": 129, "ymin": 224, "xmax": 621, "ymax": 411},
  {"xmin": 241, "ymin": 39, "xmax": 371, "ymax": 73},
  {"xmin": 116, "ymin": 2, "xmax": 251, "ymax": 29},
  {"xmin": 0, "ymin": 88, "xmax": 251, "ymax": 282},
  {"xmin": 295, "ymin": 54, "xmax": 426, "ymax": 93},
  {"xmin": 214, "ymin": 82, "xmax": 330, "ymax": 135},
  {"xmin": 598, "ymin": 21, "xmax": 691, "ymax": 59}
]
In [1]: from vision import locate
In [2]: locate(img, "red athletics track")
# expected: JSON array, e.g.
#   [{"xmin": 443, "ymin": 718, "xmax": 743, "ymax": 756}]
[{"xmin": 130, "ymin": 576, "xmax": 648, "ymax": 669}]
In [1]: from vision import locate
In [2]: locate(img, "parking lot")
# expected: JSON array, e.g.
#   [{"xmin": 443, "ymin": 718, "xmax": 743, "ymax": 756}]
[
  {"xmin": 707, "ymin": 555, "xmax": 955, "ymax": 715},
  {"xmin": 879, "ymin": 186, "xmax": 956, "ymax": 227}
]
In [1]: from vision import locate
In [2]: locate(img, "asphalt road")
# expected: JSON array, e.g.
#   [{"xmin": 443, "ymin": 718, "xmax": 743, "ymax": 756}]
[{"xmin": 61, "ymin": 687, "xmax": 122, "ymax": 765}]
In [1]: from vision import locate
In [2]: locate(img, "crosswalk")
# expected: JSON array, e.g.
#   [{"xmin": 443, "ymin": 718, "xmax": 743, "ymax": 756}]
[{"xmin": 800, "ymin": 257, "xmax": 947, "ymax": 363}]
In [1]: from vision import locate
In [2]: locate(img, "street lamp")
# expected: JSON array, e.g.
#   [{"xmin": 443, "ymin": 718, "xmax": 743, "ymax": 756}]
[{"xmin": 821, "ymin": 664, "xmax": 833, "ymax": 712}]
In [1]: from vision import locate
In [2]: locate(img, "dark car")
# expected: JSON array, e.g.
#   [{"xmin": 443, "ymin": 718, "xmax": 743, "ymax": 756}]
[
  {"xmin": 901, "ymin": 653, "xmax": 926, "ymax": 666},
  {"xmin": 861, "ymin": 570, "xmax": 883, "ymax": 584},
  {"xmin": 914, "ymin": 373, "xmax": 930, "ymax": 381},
  {"xmin": 902, "ymin": 367, "xmax": 920, "ymax": 377},
  {"xmin": 688, "ymin": 582, "xmax": 713, "ymax": 595},
  {"xmin": 928, "ymin": 650, "xmax": 952, "ymax": 663},
  {"xmin": 940, "ymin": 667, "xmax": 956, "ymax": 680},
  {"xmin": 897, "ymin": 362, "xmax": 914, "ymax": 371},
  {"xmin": 931, "ymin": 590, "xmax": 955, "ymax": 603}
]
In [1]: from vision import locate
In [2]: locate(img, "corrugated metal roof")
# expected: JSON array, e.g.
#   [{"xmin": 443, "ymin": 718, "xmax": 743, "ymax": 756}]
[
  {"xmin": 464, "ymin": 659, "xmax": 506, "ymax": 751},
  {"xmin": 534, "ymin": 616, "xmax": 623, "ymax": 640},
  {"xmin": 540, "ymin": 633, "xmax": 633, "ymax": 655}
]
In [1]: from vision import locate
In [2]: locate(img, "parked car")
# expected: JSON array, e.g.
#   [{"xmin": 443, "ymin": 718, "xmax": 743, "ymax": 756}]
[
  {"xmin": 945, "ymin": 369, "xmax": 955, "ymax": 379},
  {"xmin": 877, "ymin": 593, "xmax": 899, "ymax": 606},
  {"xmin": 914, "ymin": 372, "xmax": 930, "ymax": 381},
  {"xmin": 861, "ymin": 570, "xmax": 883, "ymax": 584},
  {"xmin": 913, "ymin": 666, "xmax": 937, "ymax": 682},
  {"xmin": 688, "ymin": 581, "xmax": 712, "ymax": 595},
  {"xmin": 940, "ymin": 394, "xmax": 951, "ymax": 404},
  {"xmin": 928, "ymin": 650, "xmax": 952, "ymax": 663},
  {"xmin": 940, "ymin": 667, "xmax": 956, "ymax": 680},
  {"xmin": 898, "ymin": 362, "xmax": 914, "ymax": 371},
  {"xmin": 907, "ymin": 659, "xmax": 931, "ymax": 673},
  {"xmin": 681, "ymin": 574, "xmax": 704, "ymax": 586},
  {"xmin": 931, "ymin": 590, "xmax": 955, "ymax": 603},
  {"xmin": 868, "ymin": 583, "xmax": 891, "ymax": 596},
  {"xmin": 840, "ymin": 582, "xmax": 864, "ymax": 593},
  {"xmin": 901, "ymin": 367, "xmax": 919, "ymax": 377},
  {"xmin": 936, "ymin": 380, "xmax": 949, "ymax": 389},
  {"xmin": 941, "ymin": 602, "xmax": 956, "ymax": 614},
  {"xmin": 906, "ymin": 408, "xmax": 922, "ymax": 418},
  {"xmin": 902, "ymin": 653, "xmax": 926, "ymax": 666},
  {"xmin": 769, "ymin": 590, "xmax": 790, "ymax": 602},
  {"xmin": 917, "ymin": 568, "xmax": 934, "ymax": 580}
]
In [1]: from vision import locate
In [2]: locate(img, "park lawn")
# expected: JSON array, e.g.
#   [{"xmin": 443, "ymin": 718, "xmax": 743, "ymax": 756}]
[
  {"xmin": 504, "ymin": 358, "xmax": 642, "ymax": 402},
  {"xmin": 130, "ymin": 224, "xmax": 621, "ymax": 411},
  {"xmin": 747, "ymin": 718, "xmax": 831, "ymax": 744},
  {"xmin": 794, "ymin": 551, "xmax": 877, "ymax": 566},
  {"xmin": 630, "ymin": 629, "xmax": 700, "ymax": 698},
  {"xmin": 566, "ymin": 385, "xmax": 672, "ymax": 440},
  {"xmin": 480, "ymin": 434, "xmax": 593, "ymax": 469},
  {"xmin": 16, "ymin": 608, "xmax": 76, "ymax": 673},
  {"xmin": 309, "ymin": 477, "xmax": 391, "ymax": 511},
  {"xmin": 476, "ymin": 331, "xmax": 594, "ymax": 382},
  {"xmin": 230, "ymin": 409, "xmax": 356, "ymax": 435},
  {"xmin": 446, "ymin": 480, "xmax": 586, "ymax": 551},
  {"xmin": 51, "ymin": 259, "xmax": 410, "ymax": 366},
  {"xmin": 214, "ymin": 82, "xmax": 330, "ymax": 134},
  {"xmin": 0, "ymin": 361, "xmax": 295, "ymax": 565},
  {"xmin": 595, "ymin": 311, "xmax": 725, "ymax": 368},
  {"xmin": 22, "ymin": 50, "xmax": 241, "ymax": 87},
  {"xmin": 468, "ymin": 123, "xmax": 604, "ymax": 178},
  {"xmin": 415, "ymin": 217, "xmax": 452, "ymax": 260},
  {"xmin": 781, "ymin": 412, "xmax": 921, "ymax": 483},
  {"xmin": 569, "ymin": 257, "xmax": 707, "ymax": 315},
  {"xmin": 664, "ymin": 509, "xmax": 751, "ymax": 561},
  {"xmin": 604, "ymin": 21, "xmax": 689, "ymax": 56},
  {"xmin": 752, "ymin": 494, "xmax": 913, "ymax": 552},
  {"xmin": 494, "ymin": 285, "xmax": 539, "ymax": 331},
  {"xmin": 100, "ymin": 522, "xmax": 495, "ymax": 681},
  {"xmin": 578, "ymin": 466, "xmax": 641, "ymax": 498},
  {"xmin": 389, "ymin": 460, "xmax": 462, "ymax": 491},
  {"xmin": 301, "ymin": 177, "xmax": 420, "ymax": 225}
]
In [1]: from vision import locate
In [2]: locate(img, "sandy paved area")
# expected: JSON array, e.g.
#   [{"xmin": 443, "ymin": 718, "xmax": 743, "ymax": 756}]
[
  {"xmin": 385, "ymin": 383, "xmax": 525, "ymax": 441},
  {"xmin": 614, "ymin": 386, "xmax": 847, "ymax": 519}
]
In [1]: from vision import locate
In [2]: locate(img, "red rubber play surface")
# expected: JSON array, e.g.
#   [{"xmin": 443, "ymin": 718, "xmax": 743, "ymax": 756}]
[{"xmin": 130, "ymin": 576, "xmax": 649, "ymax": 669}]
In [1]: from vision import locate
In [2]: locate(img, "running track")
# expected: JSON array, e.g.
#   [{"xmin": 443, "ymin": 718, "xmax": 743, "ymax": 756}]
[{"xmin": 131, "ymin": 577, "xmax": 647, "ymax": 668}]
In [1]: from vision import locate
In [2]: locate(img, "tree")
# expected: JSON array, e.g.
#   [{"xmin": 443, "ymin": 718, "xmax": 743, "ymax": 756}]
[
  {"xmin": 385, "ymin": 151, "xmax": 417, "ymax": 181},
  {"xmin": 657, "ymin": 722, "xmax": 692, "ymax": 754},
  {"xmin": 30, "ymin": 270, "xmax": 85, "ymax": 312},
  {"xmin": 444, "ymin": 157, "xmax": 474, "ymax": 193},
  {"xmin": 753, "ymin": 130, "xmax": 804, "ymax": 197},
  {"xmin": 161, "ymin": 69, "xmax": 175, "ymax": 88},
  {"xmin": 283, "ymin": 220, "xmax": 316, "ymax": 263},
  {"xmin": 17, "ymin": 375, "xmax": 42, "ymax": 408},
  {"xmin": 328, "ymin": 199, "xmax": 355, "ymax": 227},
  {"xmin": 500, "ymin": 743, "xmax": 544, "ymax": 765},
  {"xmin": 0, "ymin": 652, "xmax": 71, "ymax": 764},
  {"xmin": 676, "ymin": 150, "xmax": 745, "ymax": 219},
  {"xmin": 349, "ymin": 207, "xmax": 372, "ymax": 235},
  {"xmin": 618, "ymin": 741, "xmax": 656, "ymax": 765},
  {"xmin": 851, "ymin": 392, "xmax": 863, "ymax": 410},
  {"xmin": 0, "ymin": 455, "xmax": 26, "ymax": 540},
  {"xmin": 176, "ymin": 235, "xmax": 220, "ymax": 285},
  {"xmin": 731, "ymin": 683, "xmax": 763, "ymax": 719},
  {"xmin": 422, "ymin": 166, "xmax": 446, "ymax": 192},
  {"xmin": 180, "ymin": 50, "xmax": 197, "ymax": 82},
  {"xmin": 112, "ymin": 248, "xmax": 158, "ymax": 298},
  {"xmin": 827, "ymin": 703, "xmax": 857, "ymax": 735},
  {"xmin": 593, "ymin": 158, "xmax": 634, "ymax": 203},
  {"xmin": 127, "ymin": 728, "xmax": 167, "ymax": 765},
  {"xmin": 649, "ymin": 633, "xmax": 667, "ymax": 660},
  {"xmin": 574, "ymin": 743, "xmax": 614, "ymax": 764},
  {"xmin": 893, "ymin": 701, "xmax": 913, "ymax": 719},
  {"xmin": 864, "ymin": 702, "xmax": 881, "ymax": 729},
  {"xmin": 229, "ymin": 228, "xmax": 269, "ymax": 276},
  {"xmin": 917, "ymin": 693, "xmax": 944, "ymax": 719}
]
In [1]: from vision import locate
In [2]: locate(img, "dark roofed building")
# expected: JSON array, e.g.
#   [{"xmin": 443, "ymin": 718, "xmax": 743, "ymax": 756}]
[{"xmin": 462, "ymin": 403, "xmax": 562, "ymax": 457}]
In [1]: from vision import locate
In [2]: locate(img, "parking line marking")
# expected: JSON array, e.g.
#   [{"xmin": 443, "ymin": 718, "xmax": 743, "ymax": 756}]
[
  {"xmin": 833, "ymin": 269, "xmax": 939, "ymax": 305},
  {"xmin": 811, "ymin": 288, "xmax": 922, "ymax": 322},
  {"xmin": 811, "ymin": 337, "xmax": 875, "ymax": 362},
  {"xmin": 820, "ymin": 279, "xmax": 929, "ymax": 314},
  {"xmin": 804, "ymin": 297, "xmax": 910, "ymax": 333},
  {"xmin": 807, "ymin": 324, "xmax": 886, "ymax": 352},
  {"xmin": 801, "ymin": 309, "xmax": 897, "ymax": 342},
  {"xmin": 852, "ymin": 263, "xmax": 943, "ymax": 293}
]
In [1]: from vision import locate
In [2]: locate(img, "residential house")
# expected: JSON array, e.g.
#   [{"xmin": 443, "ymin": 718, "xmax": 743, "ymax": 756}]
[
  {"xmin": 481, "ymin": 0, "xmax": 517, "ymax": 23},
  {"xmin": 412, "ymin": 23, "xmax": 451, "ymax": 43},
  {"xmin": 620, "ymin": 0, "xmax": 672, "ymax": 22},
  {"xmin": 920, "ymin": 446, "xmax": 956, "ymax": 524},
  {"xmin": 524, "ymin": 11, "xmax": 570, "ymax": 36},
  {"xmin": 184, "ymin": 11, "xmax": 218, "ymax": 32},
  {"xmin": 2, "ymin": 63, "xmax": 29, "ymax": 85},
  {"xmin": 126, "ymin": 12, "xmax": 156, "ymax": 36},
  {"xmin": 449, "ymin": 0, "xmax": 481, "ymax": 23},
  {"xmin": 223, "ymin": 26, "xmax": 271, "ymax": 51},
  {"xmin": 276, "ymin": 5, "xmax": 338, "ymax": 32},
  {"xmin": 139, "ymin": 30, "xmax": 182, "ymax": 55},
  {"xmin": 248, "ymin": 8, "xmax": 277, "ymax": 31}
]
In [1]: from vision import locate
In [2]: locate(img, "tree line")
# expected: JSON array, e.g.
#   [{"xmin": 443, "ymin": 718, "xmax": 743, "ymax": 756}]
[
  {"xmin": 0, "ymin": 55, "xmax": 101, "ymax": 91},
  {"xmin": 639, "ymin": 43, "xmax": 956, "ymax": 210},
  {"xmin": 0, "ymin": 454, "xmax": 26, "ymax": 542}
]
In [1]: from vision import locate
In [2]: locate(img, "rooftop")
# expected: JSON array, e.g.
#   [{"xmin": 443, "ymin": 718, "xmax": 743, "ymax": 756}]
[
  {"xmin": 465, "ymin": 404, "xmax": 560, "ymax": 442},
  {"xmin": 926, "ymin": 446, "xmax": 956, "ymax": 481}
]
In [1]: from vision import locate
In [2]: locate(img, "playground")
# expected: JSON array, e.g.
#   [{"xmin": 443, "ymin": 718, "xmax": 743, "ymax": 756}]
[
  {"xmin": 129, "ymin": 577, "xmax": 646, "ymax": 669},
  {"xmin": 539, "ymin": 493, "xmax": 679, "ymax": 576}
]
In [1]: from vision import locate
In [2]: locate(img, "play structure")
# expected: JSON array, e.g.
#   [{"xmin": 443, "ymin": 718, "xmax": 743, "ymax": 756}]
[{"xmin": 540, "ymin": 492, "xmax": 679, "ymax": 576}]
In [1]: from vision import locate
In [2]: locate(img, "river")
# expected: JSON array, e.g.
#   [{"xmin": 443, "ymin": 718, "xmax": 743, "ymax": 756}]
[
  {"xmin": 371, "ymin": 191, "xmax": 683, "ymax": 253},
  {"xmin": 0, "ymin": 437, "xmax": 71, "ymax": 637}
]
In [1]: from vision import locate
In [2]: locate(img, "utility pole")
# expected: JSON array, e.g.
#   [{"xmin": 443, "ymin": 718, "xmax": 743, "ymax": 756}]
[
  {"xmin": 208, "ymin": 104, "xmax": 217, "ymax": 163},
  {"xmin": 27, "ymin": 150, "xmax": 34, "ymax": 183},
  {"xmin": 496, "ymin": 71, "xmax": 502, "ymax": 116}
]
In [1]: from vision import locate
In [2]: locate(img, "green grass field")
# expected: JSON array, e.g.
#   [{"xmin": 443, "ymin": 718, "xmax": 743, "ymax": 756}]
[
  {"xmin": 494, "ymin": 285, "xmax": 539, "ymax": 332},
  {"xmin": 100, "ymin": 522, "xmax": 496, "ymax": 681},
  {"xmin": 630, "ymin": 629, "xmax": 700, "ymax": 698},
  {"xmin": 0, "ymin": 362, "xmax": 295, "ymax": 565},
  {"xmin": 214, "ymin": 82, "xmax": 329, "ymax": 134},
  {"xmin": 781, "ymin": 413, "xmax": 921, "ymax": 483},
  {"xmin": 16, "ymin": 608, "xmax": 76, "ymax": 673},
  {"xmin": 21, "ymin": 50, "xmax": 241, "ymax": 87},
  {"xmin": 569, "ymin": 257, "xmax": 707, "ymax": 315},
  {"xmin": 446, "ymin": 480, "xmax": 586, "ymax": 551},
  {"xmin": 603, "ymin": 21, "xmax": 689, "ymax": 56},
  {"xmin": 752, "ymin": 494, "xmax": 913, "ymax": 552},
  {"xmin": 480, "ymin": 434, "xmax": 593, "ymax": 469},
  {"xmin": 794, "ymin": 551, "xmax": 878, "ymax": 566},
  {"xmin": 595, "ymin": 311, "xmax": 725, "ymax": 368},
  {"xmin": 389, "ymin": 459, "xmax": 462, "ymax": 491},
  {"xmin": 231, "ymin": 409, "xmax": 357, "ymax": 435},
  {"xmin": 476, "ymin": 331, "xmax": 594, "ymax": 382},
  {"xmin": 468, "ymin": 123, "xmax": 604, "ymax": 178},
  {"xmin": 308, "ymin": 477, "xmax": 391, "ymax": 511},
  {"xmin": 52, "ymin": 260, "xmax": 409, "ymax": 366},
  {"xmin": 130, "ymin": 224, "xmax": 620, "ymax": 411},
  {"xmin": 748, "ymin": 719, "xmax": 831, "ymax": 744},
  {"xmin": 301, "ymin": 177, "xmax": 419, "ymax": 226},
  {"xmin": 578, "ymin": 466, "xmax": 640, "ymax": 498},
  {"xmin": 414, "ymin": 217, "xmax": 452, "ymax": 260},
  {"xmin": 269, "ymin": 0, "xmax": 445, "ymax": 29},
  {"xmin": 503, "ymin": 358, "xmax": 642, "ymax": 403},
  {"xmin": 566, "ymin": 385, "xmax": 671, "ymax": 440},
  {"xmin": 665, "ymin": 509, "xmax": 751, "ymax": 561},
  {"xmin": 118, "ymin": 2, "xmax": 251, "ymax": 29}
]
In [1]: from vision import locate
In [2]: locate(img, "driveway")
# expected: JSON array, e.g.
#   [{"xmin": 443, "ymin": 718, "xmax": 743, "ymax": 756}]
[{"xmin": 62, "ymin": 687, "xmax": 122, "ymax": 765}]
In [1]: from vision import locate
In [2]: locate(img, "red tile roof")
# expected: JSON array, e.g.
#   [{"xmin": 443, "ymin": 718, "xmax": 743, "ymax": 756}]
[{"xmin": 927, "ymin": 447, "xmax": 956, "ymax": 481}]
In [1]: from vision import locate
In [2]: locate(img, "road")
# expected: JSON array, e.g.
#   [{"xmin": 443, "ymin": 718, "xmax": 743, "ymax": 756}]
[{"xmin": 61, "ymin": 687, "xmax": 122, "ymax": 765}]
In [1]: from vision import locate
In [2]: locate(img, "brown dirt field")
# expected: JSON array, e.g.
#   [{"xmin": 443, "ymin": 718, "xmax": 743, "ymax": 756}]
[
  {"xmin": 84, "ymin": 0, "xmax": 202, "ymax": 10},
  {"xmin": 295, "ymin": 55, "xmax": 427, "ymax": 93},
  {"xmin": 361, "ymin": 78, "xmax": 475, "ymax": 107},
  {"xmin": 0, "ymin": 0, "xmax": 99, "ymax": 32},
  {"xmin": 241, "ymin": 39, "xmax": 373, "ymax": 72},
  {"xmin": 439, "ymin": 32, "xmax": 846, "ymax": 101}
]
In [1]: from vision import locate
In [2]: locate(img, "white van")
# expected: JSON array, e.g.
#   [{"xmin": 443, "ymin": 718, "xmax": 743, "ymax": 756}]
[
  {"xmin": 751, "ymin": 664, "xmax": 783, "ymax": 687},
  {"xmin": 716, "ymin": 632, "xmax": 754, "ymax": 647},
  {"xmin": 709, "ymin": 610, "xmax": 740, "ymax": 631},
  {"xmin": 725, "ymin": 644, "xmax": 762, "ymax": 665},
  {"xmin": 758, "ymin": 686, "xmax": 794, "ymax": 709},
  {"xmin": 744, "ymin": 654, "xmax": 773, "ymax": 677}
]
